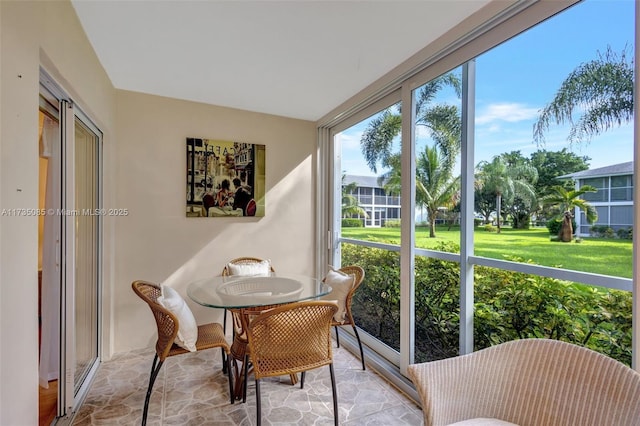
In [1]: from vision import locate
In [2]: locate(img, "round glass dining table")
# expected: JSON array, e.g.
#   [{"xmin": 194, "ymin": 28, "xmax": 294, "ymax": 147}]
[
  {"xmin": 187, "ymin": 273, "xmax": 332, "ymax": 309},
  {"xmin": 187, "ymin": 273, "xmax": 333, "ymax": 400}
]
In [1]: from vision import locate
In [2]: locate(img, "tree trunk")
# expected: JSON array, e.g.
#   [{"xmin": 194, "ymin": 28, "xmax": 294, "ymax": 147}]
[
  {"xmin": 559, "ymin": 211, "xmax": 573, "ymax": 242},
  {"xmin": 429, "ymin": 216, "xmax": 436, "ymax": 238},
  {"xmin": 513, "ymin": 213, "xmax": 530, "ymax": 229},
  {"xmin": 496, "ymin": 194, "xmax": 502, "ymax": 233}
]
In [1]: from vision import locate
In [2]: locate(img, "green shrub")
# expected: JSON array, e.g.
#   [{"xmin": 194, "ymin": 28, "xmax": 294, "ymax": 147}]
[
  {"xmin": 591, "ymin": 225, "xmax": 615, "ymax": 238},
  {"xmin": 616, "ymin": 227, "xmax": 633, "ymax": 240},
  {"xmin": 341, "ymin": 218, "xmax": 363, "ymax": 227},
  {"xmin": 473, "ymin": 256, "xmax": 631, "ymax": 366},
  {"xmin": 546, "ymin": 218, "xmax": 577, "ymax": 235},
  {"xmin": 591, "ymin": 225, "xmax": 608, "ymax": 237},
  {"xmin": 384, "ymin": 219, "xmax": 401, "ymax": 228},
  {"xmin": 547, "ymin": 219, "xmax": 561, "ymax": 235},
  {"xmin": 342, "ymin": 242, "xmax": 632, "ymax": 366},
  {"xmin": 511, "ymin": 213, "xmax": 531, "ymax": 229},
  {"xmin": 342, "ymin": 243, "xmax": 401, "ymax": 352},
  {"xmin": 414, "ymin": 242, "xmax": 461, "ymax": 360},
  {"xmin": 483, "ymin": 224, "xmax": 497, "ymax": 233}
]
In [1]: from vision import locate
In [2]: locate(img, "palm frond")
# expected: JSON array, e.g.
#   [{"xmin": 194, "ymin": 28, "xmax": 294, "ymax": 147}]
[
  {"xmin": 533, "ymin": 47, "xmax": 634, "ymax": 145},
  {"xmin": 360, "ymin": 110, "xmax": 402, "ymax": 173}
]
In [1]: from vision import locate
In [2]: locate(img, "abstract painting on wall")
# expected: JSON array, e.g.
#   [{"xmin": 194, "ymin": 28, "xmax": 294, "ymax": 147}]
[{"xmin": 186, "ymin": 138, "xmax": 265, "ymax": 217}]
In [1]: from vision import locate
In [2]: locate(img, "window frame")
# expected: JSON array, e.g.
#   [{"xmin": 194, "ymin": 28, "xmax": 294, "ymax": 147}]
[{"xmin": 316, "ymin": 0, "xmax": 638, "ymax": 397}]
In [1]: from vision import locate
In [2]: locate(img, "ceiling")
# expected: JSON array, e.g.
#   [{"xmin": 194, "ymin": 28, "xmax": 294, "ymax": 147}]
[{"xmin": 71, "ymin": 1, "xmax": 494, "ymax": 122}]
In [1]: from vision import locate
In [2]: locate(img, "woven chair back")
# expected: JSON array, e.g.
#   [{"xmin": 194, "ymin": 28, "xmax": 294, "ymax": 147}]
[
  {"xmin": 333, "ymin": 265, "xmax": 365, "ymax": 326},
  {"xmin": 246, "ymin": 301, "xmax": 338, "ymax": 379},
  {"xmin": 221, "ymin": 257, "xmax": 275, "ymax": 276},
  {"xmin": 131, "ymin": 280, "xmax": 179, "ymax": 362},
  {"xmin": 408, "ymin": 338, "xmax": 640, "ymax": 426}
]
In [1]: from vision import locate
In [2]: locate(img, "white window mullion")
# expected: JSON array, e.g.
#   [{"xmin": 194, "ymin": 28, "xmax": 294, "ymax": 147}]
[
  {"xmin": 61, "ymin": 99, "xmax": 76, "ymax": 413},
  {"xmin": 399, "ymin": 82, "xmax": 416, "ymax": 374},
  {"xmin": 316, "ymin": 127, "xmax": 333, "ymax": 276},
  {"xmin": 459, "ymin": 60, "xmax": 476, "ymax": 355}
]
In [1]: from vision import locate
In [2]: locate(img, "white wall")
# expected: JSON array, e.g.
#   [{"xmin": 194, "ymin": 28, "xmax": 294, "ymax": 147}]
[
  {"xmin": 0, "ymin": 1, "xmax": 115, "ymax": 424},
  {"xmin": 0, "ymin": 1, "xmax": 317, "ymax": 424},
  {"xmin": 113, "ymin": 90, "xmax": 317, "ymax": 353}
]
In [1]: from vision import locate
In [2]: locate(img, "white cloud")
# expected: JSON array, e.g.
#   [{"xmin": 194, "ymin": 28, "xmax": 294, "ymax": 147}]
[
  {"xmin": 475, "ymin": 102, "xmax": 539, "ymax": 125},
  {"xmin": 336, "ymin": 130, "xmax": 362, "ymax": 151},
  {"xmin": 484, "ymin": 123, "xmax": 502, "ymax": 133}
]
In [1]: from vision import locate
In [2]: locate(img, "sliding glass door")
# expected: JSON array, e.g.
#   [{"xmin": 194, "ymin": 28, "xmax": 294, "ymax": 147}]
[
  {"xmin": 40, "ymin": 70, "xmax": 102, "ymax": 420},
  {"xmin": 71, "ymin": 113, "xmax": 101, "ymax": 397}
]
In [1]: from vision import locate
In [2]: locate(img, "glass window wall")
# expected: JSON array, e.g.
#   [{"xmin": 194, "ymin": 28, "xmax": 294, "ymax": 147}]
[{"xmin": 324, "ymin": 0, "xmax": 635, "ymax": 378}]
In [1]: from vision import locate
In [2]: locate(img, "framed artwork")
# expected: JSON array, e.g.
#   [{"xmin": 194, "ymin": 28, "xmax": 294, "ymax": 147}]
[{"xmin": 186, "ymin": 138, "xmax": 265, "ymax": 217}]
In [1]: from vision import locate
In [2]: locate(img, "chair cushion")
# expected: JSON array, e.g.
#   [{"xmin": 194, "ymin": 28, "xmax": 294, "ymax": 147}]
[
  {"xmin": 322, "ymin": 268, "xmax": 355, "ymax": 323},
  {"xmin": 227, "ymin": 259, "xmax": 271, "ymax": 276},
  {"xmin": 448, "ymin": 419, "xmax": 519, "ymax": 426},
  {"xmin": 157, "ymin": 286, "xmax": 198, "ymax": 352}
]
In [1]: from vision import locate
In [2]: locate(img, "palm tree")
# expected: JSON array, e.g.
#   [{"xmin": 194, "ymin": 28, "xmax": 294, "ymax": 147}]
[
  {"xmin": 534, "ymin": 47, "xmax": 633, "ymax": 145},
  {"xmin": 381, "ymin": 146, "xmax": 460, "ymax": 238},
  {"xmin": 416, "ymin": 146, "xmax": 460, "ymax": 237},
  {"xmin": 475, "ymin": 156, "xmax": 538, "ymax": 233},
  {"xmin": 341, "ymin": 179, "xmax": 368, "ymax": 219},
  {"xmin": 360, "ymin": 73, "xmax": 461, "ymax": 173},
  {"xmin": 542, "ymin": 185, "xmax": 598, "ymax": 242}
]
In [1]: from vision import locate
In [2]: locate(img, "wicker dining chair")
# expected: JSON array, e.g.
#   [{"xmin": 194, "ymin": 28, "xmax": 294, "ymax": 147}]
[
  {"xmin": 221, "ymin": 257, "xmax": 276, "ymax": 383},
  {"xmin": 243, "ymin": 301, "xmax": 339, "ymax": 426},
  {"xmin": 221, "ymin": 257, "xmax": 275, "ymax": 335},
  {"xmin": 221, "ymin": 257, "xmax": 275, "ymax": 277},
  {"xmin": 327, "ymin": 265, "xmax": 366, "ymax": 370},
  {"xmin": 131, "ymin": 280, "xmax": 234, "ymax": 426}
]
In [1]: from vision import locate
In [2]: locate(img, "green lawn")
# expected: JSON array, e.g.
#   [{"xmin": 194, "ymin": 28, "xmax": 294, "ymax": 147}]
[{"xmin": 342, "ymin": 226, "xmax": 632, "ymax": 278}]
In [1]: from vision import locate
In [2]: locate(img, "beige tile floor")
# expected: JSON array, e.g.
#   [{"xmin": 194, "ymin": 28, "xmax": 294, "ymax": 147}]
[{"xmin": 72, "ymin": 345, "xmax": 424, "ymax": 425}]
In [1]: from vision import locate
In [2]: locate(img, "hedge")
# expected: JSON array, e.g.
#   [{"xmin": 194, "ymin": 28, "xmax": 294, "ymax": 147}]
[{"xmin": 342, "ymin": 241, "xmax": 632, "ymax": 365}]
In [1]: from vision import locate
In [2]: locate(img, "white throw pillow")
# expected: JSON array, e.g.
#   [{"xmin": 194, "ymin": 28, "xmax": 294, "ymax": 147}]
[
  {"xmin": 157, "ymin": 286, "xmax": 198, "ymax": 352},
  {"xmin": 227, "ymin": 259, "xmax": 271, "ymax": 276},
  {"xmin": 322, "ymin": 267, "xmax": 355, "ymax": 324}
]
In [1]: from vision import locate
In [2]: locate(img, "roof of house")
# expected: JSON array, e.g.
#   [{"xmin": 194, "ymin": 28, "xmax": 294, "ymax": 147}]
[
  {"xmin": 343, "ymin": 175, "xmax": 385, "ymax": 188},
  {"xmin": 558, "ymin": 161, "xmax": 633, "ymax": 180}
]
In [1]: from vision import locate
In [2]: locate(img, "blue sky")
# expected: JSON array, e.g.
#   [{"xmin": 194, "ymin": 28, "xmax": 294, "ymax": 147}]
[{"xmin": 340, "ymin": 0, "xmax": 635, "ymax": 177}]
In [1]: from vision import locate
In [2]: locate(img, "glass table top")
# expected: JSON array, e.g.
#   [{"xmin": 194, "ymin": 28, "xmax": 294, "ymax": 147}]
[{"xmin": 187, "ymin": 274, "xmax": 332, "ymax": 309}]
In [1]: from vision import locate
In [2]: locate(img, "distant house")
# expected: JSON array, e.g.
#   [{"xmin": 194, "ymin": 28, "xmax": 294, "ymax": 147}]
[
  {"xmin": 559, "ymin": 162, "xmax": 633, "ymax": 236},
  {"xmin": 343, "ymin": 175, "xmax": 400, "ymax": 227}
]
